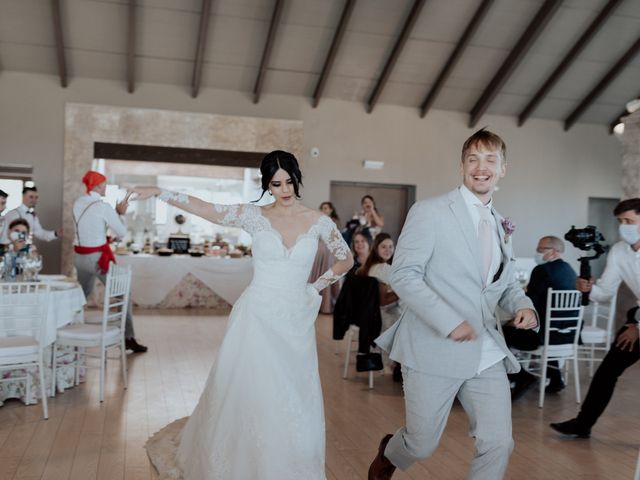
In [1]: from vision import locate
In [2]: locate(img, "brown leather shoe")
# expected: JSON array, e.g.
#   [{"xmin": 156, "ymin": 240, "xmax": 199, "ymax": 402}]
[
  {"xmin": 125, "ymin": 337, "xmax": 148, "ymax": 353},
  {"xmin": 368, "ymin": 434, "xmax": 396, "ymax": 480}
]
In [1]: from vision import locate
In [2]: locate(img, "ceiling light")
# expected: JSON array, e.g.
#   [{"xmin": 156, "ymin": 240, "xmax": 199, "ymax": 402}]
[
  {"xmin": 613, "ymin": 123, "xmax": 624, "ymax": 135},
  {"xmin": 626, "ymin": 98, "xmax": 640, "ymax": 114}
]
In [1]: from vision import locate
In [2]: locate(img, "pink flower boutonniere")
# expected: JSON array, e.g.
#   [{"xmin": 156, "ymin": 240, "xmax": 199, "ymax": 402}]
[{"xmin": 501, "ymin": 217, "xmax": 515, "ymax": 243}]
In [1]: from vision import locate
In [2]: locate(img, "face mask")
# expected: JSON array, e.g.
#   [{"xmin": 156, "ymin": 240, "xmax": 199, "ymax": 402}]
[
  {"xmin": 533, "ymin": 252, "xmax": 547, "ymax": 265},
  {"xmin": 619, "ymin": 224, "xmax": 640, "ymax": 245},
  {"xmin": 9, "ymin": 231, "xmax": 27, "ymax": 242}
]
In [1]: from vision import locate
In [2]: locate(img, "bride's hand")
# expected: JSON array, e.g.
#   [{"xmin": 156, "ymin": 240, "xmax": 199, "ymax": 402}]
[{"xmin": 127, "ymin": 186, "xmax": 161, "ymax": 201}]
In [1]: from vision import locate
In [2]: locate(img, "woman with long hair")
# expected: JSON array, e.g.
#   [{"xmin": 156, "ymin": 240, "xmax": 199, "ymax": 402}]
[
  {"xmin": 350, "ymin": 231, "xmax": 372, "ymax": 274},
  {"xmin": 136, "ymin": 150, "xmax": 353, "ymax": 479},
  {"xmin": 360, "ymin": 195, "xmax": 384, "ymax": 238}
]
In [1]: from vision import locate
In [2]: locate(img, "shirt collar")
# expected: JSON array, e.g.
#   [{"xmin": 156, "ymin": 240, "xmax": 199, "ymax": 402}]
[
  {"xmin": 459, "ymin": 184, "xmax": 493, "ymax": 210},
  {"xmin": 87, "ymin": 191, "xmax": 101, "ymax": 199}
]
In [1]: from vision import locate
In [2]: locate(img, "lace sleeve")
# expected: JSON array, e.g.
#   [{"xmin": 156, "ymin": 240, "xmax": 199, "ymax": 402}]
[
  {"xmin": 157, "ymin": 189, "xmax": 255, "ymax": 230},
  {"xmin": 312, "ymin": 216, "xmax": 353, "ymax": 292}
]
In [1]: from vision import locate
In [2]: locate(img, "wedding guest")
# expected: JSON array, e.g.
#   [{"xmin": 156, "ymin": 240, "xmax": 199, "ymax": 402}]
[
  {"xmin": 7, "ymin": 219, "xmax": 33, "ymax": 254},
  {"xmin": 360, "ymin": 195, "xmax": 384, "ymax": 238},
  {"xmin": 0, "ymin": 189, "xmax": 7, "ymax": 244},
  {"xmin": 2, "ymin": 186, "xmax": 62, "ymax": 243},
  {"xmin": 503, "ymin": 235, "xmax": 577, "ymax": 400},
  {"xmin": 73, "ymin": 171, "xmax": 147, "ymax": 353},
  {"xmin": 309, "ymin": 201, "xmax": 342, "ymax": 313},
  {"xmin": 350, "ymin": 231, "xmax": 371, "ymax": 273},
  {"xmin": 357, "ymin": 232, "xmax": 402, "ymax": 380},
  {"xmin": 319, "ymin": 201, "xmax": 340, "ymax": 225}
]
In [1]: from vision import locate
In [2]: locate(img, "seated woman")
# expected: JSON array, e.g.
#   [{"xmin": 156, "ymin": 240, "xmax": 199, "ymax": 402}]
[
  {"xmin": 349, "ymin": 231, "xmax": 372, "ymax": 274},
  {"xmin": 356, "ymin": 233, "xmax": 402, "ymax": 379},
  {"xmin": 2, "ymin": 219, "xmax": 36, "ymax": 277}
]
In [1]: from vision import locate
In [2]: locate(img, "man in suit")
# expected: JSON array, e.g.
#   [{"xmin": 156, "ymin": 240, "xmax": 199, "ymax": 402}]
[
  {"xmin": 368, "ymin": 129, "xmax": 537, "ymax": 480},
  {"xmin": 504, "ymin": 235, "xmax": 577, "ymax": 400},
  {"xmin": 2, "ymin": 186, "xmax": 62, "ymax": 243}
]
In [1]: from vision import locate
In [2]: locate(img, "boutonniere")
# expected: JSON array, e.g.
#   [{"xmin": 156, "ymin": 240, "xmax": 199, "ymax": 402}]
[{"xmin": 501, "ymin": 217, "xmax": 515, "ymax": 243}]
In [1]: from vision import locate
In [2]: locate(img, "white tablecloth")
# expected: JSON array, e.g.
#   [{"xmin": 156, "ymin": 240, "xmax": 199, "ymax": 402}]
[
  {"xmin": 116, "ymin": 255, "xmax": 254, "ymax": 306},
  {"xmin": 0, "ymin": 281, "xmax": 86, "ymax": 405}
]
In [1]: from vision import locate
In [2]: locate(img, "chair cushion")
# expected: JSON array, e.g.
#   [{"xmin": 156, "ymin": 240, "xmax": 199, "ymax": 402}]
[
  {"xmin": 581, "ymin": 326, "xmax": 606, "ymax": 344},
  {"xmin": 57, "ymin": 324, "xmax": 121, "ymax": 343},
  {"xmin": 0, "ymin": 336, "xmax": 39, "ymax": 357}
]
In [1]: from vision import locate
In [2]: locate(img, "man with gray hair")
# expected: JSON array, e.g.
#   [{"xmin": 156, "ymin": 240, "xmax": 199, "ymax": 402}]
[{"xmin": 503, "ymin": 235, "xmax": 577, "ymax": 400}]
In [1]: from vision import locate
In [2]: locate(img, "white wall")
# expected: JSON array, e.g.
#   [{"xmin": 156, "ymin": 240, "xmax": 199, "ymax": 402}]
[{"xmin": 0, "ymin": 71, "xmax": 622, "ymax": 271}]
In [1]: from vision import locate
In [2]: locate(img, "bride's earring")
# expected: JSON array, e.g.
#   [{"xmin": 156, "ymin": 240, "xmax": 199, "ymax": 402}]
[{"xmin": 268, "ymin": 190, "xmax": 273, "ymax": 196}]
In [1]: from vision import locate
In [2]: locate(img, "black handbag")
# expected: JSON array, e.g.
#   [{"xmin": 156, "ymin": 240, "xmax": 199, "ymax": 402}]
[{"xmin": 356, "ymin": 353, "xmax": 383, "ymax": 372}]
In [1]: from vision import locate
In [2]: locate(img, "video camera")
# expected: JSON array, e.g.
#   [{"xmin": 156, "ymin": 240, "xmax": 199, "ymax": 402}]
[{"xmin": 564, "ymin": 225, "xmax": 607, "ymax": 305}]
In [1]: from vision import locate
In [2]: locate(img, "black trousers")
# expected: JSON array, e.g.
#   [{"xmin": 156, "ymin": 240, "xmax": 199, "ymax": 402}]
[
  {"xmin": 576, "ymin": 307, "xmax": 639, "ymax": 428},
  {"xmin": 502, "ymin": 325, "xmax": 562, "ymax": 384}
]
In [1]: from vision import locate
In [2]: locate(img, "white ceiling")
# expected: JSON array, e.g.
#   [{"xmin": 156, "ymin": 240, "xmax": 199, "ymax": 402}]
[{"xmin": 1, "ymin": 0, "xmax": 639, "ymax": 127}]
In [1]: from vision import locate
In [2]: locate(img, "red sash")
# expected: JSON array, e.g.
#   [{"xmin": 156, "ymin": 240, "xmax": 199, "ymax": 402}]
[{"xmin": 74, "ymin": 241, "xmax": 115, "ymax": 274}]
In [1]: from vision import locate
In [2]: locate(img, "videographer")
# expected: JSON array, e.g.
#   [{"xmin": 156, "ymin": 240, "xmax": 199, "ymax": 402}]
[{"xmin": 550, "ymin": 198, "xmax": 640, "ymax": 438}]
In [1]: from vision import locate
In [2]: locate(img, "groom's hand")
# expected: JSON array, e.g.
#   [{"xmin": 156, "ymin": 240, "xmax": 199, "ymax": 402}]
[
  {"xmin": 513, "ymin": 308, "xmax": 537, "ymax": 329},
  {"xmin": 448, "ymin": 320, "xmax": 477, "ymax": 342}
]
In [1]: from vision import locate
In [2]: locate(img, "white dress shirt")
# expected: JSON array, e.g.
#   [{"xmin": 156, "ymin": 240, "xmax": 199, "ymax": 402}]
[
  {"xmin": 0, "ymin": 215, "xmax": 6, "ymax": 244},
  {"xmin": 73, "ymin": 192, "xmax": 127, "ymax": 247},
  {"xmin": 459, "ymin": 185, "xmax": 506, "ymax": 373},
  {"xmin": 590, "ymin": 241, "xmax": 640, "ymax": 307},
  {"xmin": 2, "ymin": 204, "xmax": 57, "ymax": 242}
]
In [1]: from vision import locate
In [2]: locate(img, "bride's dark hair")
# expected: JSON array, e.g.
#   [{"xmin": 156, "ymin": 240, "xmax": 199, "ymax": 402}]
[{"xmin": 256, "ymin": 150, "xmax": 303, "ymax": 201}]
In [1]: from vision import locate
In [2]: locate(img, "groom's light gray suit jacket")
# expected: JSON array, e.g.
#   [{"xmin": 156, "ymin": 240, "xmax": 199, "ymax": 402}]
[{"xmin": 376, "ymin": 188, "xmax": 536, "ymax": 379}]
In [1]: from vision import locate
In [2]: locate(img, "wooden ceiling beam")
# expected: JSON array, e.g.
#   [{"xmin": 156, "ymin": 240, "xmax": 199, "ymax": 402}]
[
  {"xmin": 253, "ymin": 0, "xmax": 285, "ymax": 104},
  {"xmin": 564, "ymin": 35, "xmax": 640, "ymax": 130},
  {"xmin": 518, "ymin": 0, "xmax": 623, "ymax": 126},
  {"xmin": 51, "ymin": 0, "xmax": 68, "ymax": 88},
  {"xmin": 419, "ymin": 0, "xmax": 494, "ymax": 118},
  {"xmin": 468, "ymin": 0, "xmax": 562, "ymax": 128},
  {"xmin": 366, "ymin": 0, "xmax": 426, "ymax": 114},
  {"xmin": 191, "ymin": 0, "xmax": 212, "ymax": 99},
  {"xmin": 312, "ymin": 0, "xmax": 357, "ymax": 108},
  {"xmin": 127, "ymin": 0, "xmax": 136, "ymax": 93}
]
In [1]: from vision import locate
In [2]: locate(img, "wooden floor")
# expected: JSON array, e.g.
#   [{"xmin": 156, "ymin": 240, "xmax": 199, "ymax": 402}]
[{"xmin": 0, "ymin": 310, "xmax": 637, "ymax": 480}]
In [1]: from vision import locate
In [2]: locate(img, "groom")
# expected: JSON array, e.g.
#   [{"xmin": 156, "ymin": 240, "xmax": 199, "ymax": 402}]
[{"xmin": 368, "ymin": 129, "xmax": 538, "ymax": 480}]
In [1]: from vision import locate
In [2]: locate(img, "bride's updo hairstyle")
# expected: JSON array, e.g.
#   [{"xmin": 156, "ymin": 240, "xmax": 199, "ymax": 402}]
[{"xmin": 257, "ymin": 150, "xmax": 303, "ymax": 200}]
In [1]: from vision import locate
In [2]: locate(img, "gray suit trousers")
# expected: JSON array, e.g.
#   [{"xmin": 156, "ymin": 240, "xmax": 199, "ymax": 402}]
[
  {"xmin": 74, "ymin": 252, "xmax": 135, "ymax": 339},
  {"xmin": 385, "ymin": 362, "xmax": 513, "ymax": 480}
]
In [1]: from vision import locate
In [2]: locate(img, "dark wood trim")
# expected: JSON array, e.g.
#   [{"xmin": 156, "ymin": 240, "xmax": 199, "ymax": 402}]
[
  {"xmin": 191, "ymin": 0, "xmax": 212, "ymax": 99},
  {"xmin": 468, "ymin": 0, "xmax": 561, "ymax": 128},
  {"xmin": 94, "ymin": 143, "xmax": 267, "ymax": 168},
  {"xmin": 51, "ymin": 0, "xmax": 68, "ymax": 88},
  {"xmin": 127, "ymin": 0, "xmax": 136, "ymax": 94},
  {"xmin": 565, "ymin": 35, "xmax": 640, "ymax": 130},
  {"xmin": 518, "ymin": 0, "xmax": 622, "ymax": 126},
  {"xmin": 312, "ymin": 0, "xmax": 357, "ymax": 108},
  {"xmin": 419, "ymin": 0, "xmax": 493, "ymax": 118},
  {"xmin": 366, "ymin": 0, "xmax": 426, "ymax": 114},
  {"xmin": 253, "ymin": 0, "xmax": 285, "ymax": 104}
]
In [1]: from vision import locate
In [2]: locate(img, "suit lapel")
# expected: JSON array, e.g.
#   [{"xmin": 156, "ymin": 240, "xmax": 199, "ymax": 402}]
[
  {"xmin": 492, "ymin": 208, "xmax": 509, "ymax": 262},
  {"xmin": 448, "ymin": 189, "xmax": 483, "ymax": 284}
]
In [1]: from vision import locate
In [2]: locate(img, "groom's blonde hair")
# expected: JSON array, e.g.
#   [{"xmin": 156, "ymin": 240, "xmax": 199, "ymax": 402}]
[{"xmin": 461, "ymin": 128, "xmax": 507, "ymax": 164}]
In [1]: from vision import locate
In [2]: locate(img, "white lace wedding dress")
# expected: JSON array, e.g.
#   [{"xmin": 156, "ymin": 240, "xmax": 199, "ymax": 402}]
[{"xmin": 145, "ymin": 203, "xmax": 350, "ymax": 480}]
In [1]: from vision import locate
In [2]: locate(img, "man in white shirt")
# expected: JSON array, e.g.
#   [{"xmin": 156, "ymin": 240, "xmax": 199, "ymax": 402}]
[
  {"xmin": 2, "ymin": 186, "xmax": 62, "ymax": 243},
  {"xmin": 551, "ymin": 198, "xmax": 640, "ymax": 438},
  {"xmin": 369, "ymin": 129, "xmax": 537, "ymax": 480},
  {"xmin": 0, "ymin": 189, "xmax": 7, "ymax": 245},
  {"xmin": 74, "ymin": 171, "xmax": 147, "ymax": 353}
]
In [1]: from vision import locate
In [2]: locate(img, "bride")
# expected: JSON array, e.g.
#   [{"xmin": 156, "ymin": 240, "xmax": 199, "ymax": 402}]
[{"xmin": 130, "ymin": 151, "xmax": 353, "ymax": 480}]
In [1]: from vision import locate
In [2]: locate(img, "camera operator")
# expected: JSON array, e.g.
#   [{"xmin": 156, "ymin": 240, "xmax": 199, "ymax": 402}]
[{"xmin": 550, "ymin": 198, "xmax": 640, "ymax": 438}]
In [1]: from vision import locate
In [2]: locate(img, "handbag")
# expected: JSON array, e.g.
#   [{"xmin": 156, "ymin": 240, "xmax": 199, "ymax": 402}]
[{"xmin": 356, "ymin": 352, "xmax": 383, "ymax": 372}]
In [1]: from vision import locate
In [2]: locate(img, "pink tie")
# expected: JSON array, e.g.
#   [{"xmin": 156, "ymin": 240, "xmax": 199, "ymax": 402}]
[{"xmin": 477, "ymin": 205, "xmax": 493, "ymax": 286}]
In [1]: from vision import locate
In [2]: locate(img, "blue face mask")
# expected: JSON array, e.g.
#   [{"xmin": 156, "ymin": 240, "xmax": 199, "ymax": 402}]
[{"xmin": 619, "ymin": 224, "xmax": 640, "ymax": 245}]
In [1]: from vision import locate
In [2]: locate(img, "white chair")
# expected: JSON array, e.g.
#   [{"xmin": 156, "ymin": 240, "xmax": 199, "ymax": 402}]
[
  {"xmin": 579, "ymin": 294, "xmax": 617, "ymax": 377},
  {"xmin": 52, "ymin": 263, "xmax": 131, "ymax": 402},
  {"xmin": 515, "ymin": 289, "xmax": 584, "ymax": 409},
  {"xmin": 342, "ymin": 325, "xmax": 375, "ymax": 389},
  {"xmin": 0, "ymin": 283, "xmax": 50, "ymax": 419}
]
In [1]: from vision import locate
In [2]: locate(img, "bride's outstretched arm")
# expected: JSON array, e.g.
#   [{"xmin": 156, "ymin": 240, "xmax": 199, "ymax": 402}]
[
  {"xmin": 312, "ymin": 216, "xmax": 354, "ymax": 292},
  {"xmin": 128, "ymin": 186, "xmax": 245, "ymax": 227}
]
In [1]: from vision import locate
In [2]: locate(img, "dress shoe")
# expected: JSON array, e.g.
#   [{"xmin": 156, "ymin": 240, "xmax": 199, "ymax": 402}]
[
  {"xmin": 550, "ymin": 418, "xmax": 591, "ymax": 438},
  {"xmin": 125, "ymin": 337, "xmax": 148, "ymax": 353},
  {"xmin": 511, "ymin": 371, "xmax": 536, "ymax": 401},
  {"xmin": 392, "ymin": 364, "xmax": 403, "ymax": 383},
  {"xmin": 368, "ymin": 434, "xmax": 396, "ymax": 480},
  {"xmin": 545, "ymin": 380, "xmax": 566, "ymax": 394}
]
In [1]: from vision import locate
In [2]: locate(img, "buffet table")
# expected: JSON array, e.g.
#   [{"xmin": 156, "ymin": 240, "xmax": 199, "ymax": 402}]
[{"xmin": 112, "ymin": 254, "xmax": 254, "ymax": 310}]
